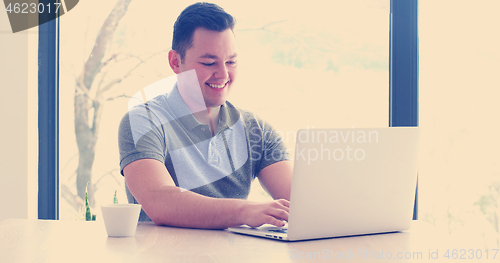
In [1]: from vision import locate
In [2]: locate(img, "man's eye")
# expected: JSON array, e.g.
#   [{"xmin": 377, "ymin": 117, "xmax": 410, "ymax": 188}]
[
  {"xmin": 201, "ymin": 62, "xmax": 215, "ymax": 66},
  {"xmin": 226, "ymin": 61, "xmax": 236, "ymax": 65}
]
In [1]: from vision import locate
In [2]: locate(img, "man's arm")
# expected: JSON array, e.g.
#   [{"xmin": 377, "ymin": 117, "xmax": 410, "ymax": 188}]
[
  {"xmin": 124, "ymin": 158, "xmax": 289, "ymax": 229},
  {"xmin": 257, "ymin": 160, "xmax": 293, "ymax": 201}
]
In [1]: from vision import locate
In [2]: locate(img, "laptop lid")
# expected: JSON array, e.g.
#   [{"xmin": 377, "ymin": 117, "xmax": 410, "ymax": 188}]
[{"xmin": 286, "ymin": 127, "xmax": 419, "ymax": 241}]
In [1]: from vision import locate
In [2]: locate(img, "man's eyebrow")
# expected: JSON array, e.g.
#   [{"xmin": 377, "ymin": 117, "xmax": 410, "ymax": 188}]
[
  {"xmin": 199, "ymin": 53, "xmax": 238, "ymax": 59},
  {"xmin": 199, "ymin": 54, "xmax": 218, "ymax": 59}
]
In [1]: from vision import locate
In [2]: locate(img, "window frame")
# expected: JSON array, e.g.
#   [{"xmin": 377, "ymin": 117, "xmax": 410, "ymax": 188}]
[
  {"xmin": 389, "ymin": 0, "xmax": 419, "ymax": 219},
  {"xmin": 38, "ymin": 0, "xmax": 59, "ymax": 220},
  {"xmin": 37, "ymin": 0, "xmax": 419, "ymax": 220}
]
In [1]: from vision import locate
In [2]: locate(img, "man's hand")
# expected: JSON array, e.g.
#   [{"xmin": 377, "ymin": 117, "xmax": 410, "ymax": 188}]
[{"xmin": 238, "ymin": 199, "xmax": 289, "ymax": 227}]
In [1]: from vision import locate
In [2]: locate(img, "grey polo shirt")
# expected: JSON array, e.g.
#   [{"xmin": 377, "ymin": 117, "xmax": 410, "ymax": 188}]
[{"xmin": 119, "ymin": 85, "xmax": 289, "ymax": 221}]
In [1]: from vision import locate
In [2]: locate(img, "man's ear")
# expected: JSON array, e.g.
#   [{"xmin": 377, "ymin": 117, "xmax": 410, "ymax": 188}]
[{"xmin": 168, "ymin": 50, "xmax": 182, "ymax": 74}]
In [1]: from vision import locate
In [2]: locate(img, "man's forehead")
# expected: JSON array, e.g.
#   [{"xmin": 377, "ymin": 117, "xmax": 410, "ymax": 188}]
[{"xmin": 185, "ymin": 28, "xmax": 238, "ymax": 58}]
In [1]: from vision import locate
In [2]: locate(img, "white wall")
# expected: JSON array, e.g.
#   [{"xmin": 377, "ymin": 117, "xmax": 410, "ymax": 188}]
[{"xmin": 0, "ymin": 8, "xmax": 37, "ymax": 220}]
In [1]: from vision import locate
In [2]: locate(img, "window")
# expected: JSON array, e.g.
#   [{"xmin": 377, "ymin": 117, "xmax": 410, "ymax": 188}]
[
  {"xmin": 43, "ymin": 0, "xmax": 414, "ymax": 224},
  {"xmin": 419, "ymin": 0, "xmax": 500, "ymax": 248}
]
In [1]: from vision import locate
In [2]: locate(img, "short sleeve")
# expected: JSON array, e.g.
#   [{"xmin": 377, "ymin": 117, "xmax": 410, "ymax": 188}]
[
  {"xmin": 118, "ymin": 105, "xmax": 166, "ymax": 175},
  {"xmin": 254, "ymin": 119, "xmax": 291, "ymax": 175}
]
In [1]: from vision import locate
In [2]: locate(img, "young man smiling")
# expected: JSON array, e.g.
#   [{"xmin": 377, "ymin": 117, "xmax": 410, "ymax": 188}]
[{"xmin": 118, "ymin": 2, "xmax": 293, "ymax": 229}]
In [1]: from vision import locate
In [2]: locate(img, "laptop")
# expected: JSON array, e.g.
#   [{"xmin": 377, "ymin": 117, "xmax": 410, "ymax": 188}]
[{"xmin": 228, "ymin": 127, "xmax": 420, "ymax": 241}]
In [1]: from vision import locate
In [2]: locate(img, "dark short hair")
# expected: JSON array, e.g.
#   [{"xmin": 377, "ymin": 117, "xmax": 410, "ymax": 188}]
[{"xmin": 172, "ymin": 2, "xmax": 235, "ymax": 62}]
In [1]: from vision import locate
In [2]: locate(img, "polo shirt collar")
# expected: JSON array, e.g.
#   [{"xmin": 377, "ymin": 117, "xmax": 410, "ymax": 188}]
[
  {"xmin": 166, "ymin": 84, "xmax": 200, "ymax": 131},
  {"xmin": 217, "ymin": 103, "xmax": 239, "ymax": 132}
]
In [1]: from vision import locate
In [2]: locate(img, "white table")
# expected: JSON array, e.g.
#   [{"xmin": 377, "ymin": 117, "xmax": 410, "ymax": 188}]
[{"xmin": 0, "ymin": 219, "xmax": 492, "ymax": 262}]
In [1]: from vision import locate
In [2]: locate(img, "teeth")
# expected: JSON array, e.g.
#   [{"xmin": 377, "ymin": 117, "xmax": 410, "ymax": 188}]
[{"xmin": 207, "ymin": 82, "xmax": 227, "ymax": 89}]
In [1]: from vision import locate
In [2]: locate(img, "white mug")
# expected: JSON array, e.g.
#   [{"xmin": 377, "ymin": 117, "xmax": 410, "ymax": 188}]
[{"xmin": 101, "ymin": 204, "xmax": 142, "ymax": 237}]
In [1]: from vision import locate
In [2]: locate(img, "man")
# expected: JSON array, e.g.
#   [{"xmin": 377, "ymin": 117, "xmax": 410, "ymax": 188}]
[{"xmin": 119, "ymin": 2, "xmax": 292, "ymax": 229}]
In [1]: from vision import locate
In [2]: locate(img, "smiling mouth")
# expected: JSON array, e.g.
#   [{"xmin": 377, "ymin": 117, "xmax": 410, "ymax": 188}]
[{"xmin": 206, "ymin": 80, "xmax": 229, "ymax": 89}]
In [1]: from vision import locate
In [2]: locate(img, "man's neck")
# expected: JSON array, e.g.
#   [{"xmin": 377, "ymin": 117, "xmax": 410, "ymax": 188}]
[
  {"xmin": 177, "ymin": 84, "xmax": 220, "ymax": 134},
  {"xmin": 192, "ymin": 106, "xmax": 220, "ymax": 126}
]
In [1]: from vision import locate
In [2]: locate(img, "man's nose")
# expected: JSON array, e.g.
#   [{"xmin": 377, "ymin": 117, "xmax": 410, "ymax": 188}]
[{"xmin": 214, "ymin": 64, "xmax": 229, "ymax": 80}]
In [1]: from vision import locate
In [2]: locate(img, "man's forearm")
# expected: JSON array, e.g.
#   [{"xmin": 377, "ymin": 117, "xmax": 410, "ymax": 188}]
[
  {"xmin": 123, "ymin": 159, "xmax": 288, "ymax": 229},
  {"xmin": 138, "ymin": 185, "xmax": 246, "ymax": 229}
]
